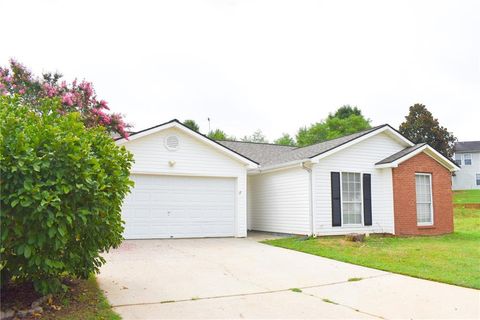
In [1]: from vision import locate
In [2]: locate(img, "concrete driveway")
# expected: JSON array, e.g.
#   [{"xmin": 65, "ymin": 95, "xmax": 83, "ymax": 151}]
[{"xmin": 98, "ymin": 236, "xmax": 479, "ymax": 319}]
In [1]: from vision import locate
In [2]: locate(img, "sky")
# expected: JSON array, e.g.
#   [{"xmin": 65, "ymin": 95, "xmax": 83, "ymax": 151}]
[{"xmin": 1, "ymin": 0, "xmax": 479, "ymax": 141}]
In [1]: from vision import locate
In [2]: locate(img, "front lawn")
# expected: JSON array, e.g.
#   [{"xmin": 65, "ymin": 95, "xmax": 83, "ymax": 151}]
[
  {"xmin": 263, "ymin": 191, "xmax": 480, "ymax": 289},
  {"xmin": 453, "ymin": 189, "xmax": 480, "ymax": 204}
]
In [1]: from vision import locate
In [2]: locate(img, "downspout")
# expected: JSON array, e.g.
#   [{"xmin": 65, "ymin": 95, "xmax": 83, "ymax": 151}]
[{"xmin": 302, "ymin": 161, "xmax": 315, "ymax": 236}]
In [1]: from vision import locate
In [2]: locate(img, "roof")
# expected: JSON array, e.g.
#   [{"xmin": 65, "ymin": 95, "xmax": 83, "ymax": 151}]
[
  {"xmin": 375, "ymin": 143, "xmax": 459, "ymax": 172},
  {"xmin": 455, "ymin": 141, "xmax": 480, "ymax": 153},
  {"xmin": 218, "ymin": 125, "xmax": 404, "ymax": 167},
  {"xmin": 115, "ymin": 119, "xmax": 259, "ymax": 167},
  {"xmin": 376, "ymin": 143, "xmax": 427, "ymax": 165}
]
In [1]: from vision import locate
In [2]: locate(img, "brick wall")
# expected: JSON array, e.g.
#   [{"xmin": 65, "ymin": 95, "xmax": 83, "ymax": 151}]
[{"xmin": 392, "ymin": 152, "xmax": 454, "ymax": 235}]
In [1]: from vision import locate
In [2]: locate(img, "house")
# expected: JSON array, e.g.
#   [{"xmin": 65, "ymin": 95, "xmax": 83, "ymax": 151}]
[
  {"xmin": 452, "ymin": 141, "xmax": 480, "ymax": 190},
  {"xmin": 115, "ymin": 119, "xmax": 459, "ymax": 239}
]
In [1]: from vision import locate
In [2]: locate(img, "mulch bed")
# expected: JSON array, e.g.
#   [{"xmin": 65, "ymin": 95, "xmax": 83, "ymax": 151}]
[{"xmin": 1, "ymin": 278, "xmax": 102, "ymax": 319}]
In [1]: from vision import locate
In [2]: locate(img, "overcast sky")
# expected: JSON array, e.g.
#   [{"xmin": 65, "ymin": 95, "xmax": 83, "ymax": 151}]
[{"xmin": 2, "ymin": 0, "xmax": 479, "ymax": 141}]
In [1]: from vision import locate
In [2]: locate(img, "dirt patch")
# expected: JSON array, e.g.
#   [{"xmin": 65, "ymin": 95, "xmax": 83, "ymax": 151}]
[{"xmin": 1, "ymin": 277, "xmax": 118, "ymax": 320}]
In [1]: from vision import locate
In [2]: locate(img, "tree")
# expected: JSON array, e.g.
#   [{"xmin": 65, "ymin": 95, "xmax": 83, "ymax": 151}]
[
  {"xmin": 183, "ymin": 119, "xmax": 199, "ymax": 132},
  {"xmin": 296, "ymin": 106, "xmax": 371, "ymax": 146},
  {"xmin": 399, "ymin": 103, "xmax": 457, "ymax": 157},
  {"xmin": 0, "ymin": 59, "xmax": 130, "ymax": 138},
  {"xmin": 0, "ymin": 96, "xmax": 134, "ymax": 294},
  {"xmin": 208, "ymin": 129, "xmax": 229, "ymax": 140},
  {"xmin": 274, "ymin": 133, "xmax": 296, "ymax": 146},
  {"xmin": 242, "ymin": 129, "xmax": 268, "ymax": 143},
  {"xmin": 328, "ymin": 105, "xmax": 363, "ymax": 119}
]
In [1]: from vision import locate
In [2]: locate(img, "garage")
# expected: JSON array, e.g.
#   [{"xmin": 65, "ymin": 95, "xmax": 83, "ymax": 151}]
[
  {"xmin": 115, "ymin": 119, "xmax": 257, "ymax": 239},
  {"xmin": 122, "ymin": 175, "xmax": 236, "ymax": 239}
]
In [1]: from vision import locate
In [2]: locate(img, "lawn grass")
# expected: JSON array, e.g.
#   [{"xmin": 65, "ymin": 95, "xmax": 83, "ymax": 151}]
[
  {"xmin": 263, "ymin": 196, "xmax": 480, "ymax": 289},
  {"xmin": 453, "ymin": 189, "xmax": 480, "ymax": 204}
]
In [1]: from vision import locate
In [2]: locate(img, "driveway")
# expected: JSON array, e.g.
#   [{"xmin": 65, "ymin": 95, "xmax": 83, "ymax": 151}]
[{"xmin": 98, "ymin": 235, "xmax": 479, "ymax": 319}]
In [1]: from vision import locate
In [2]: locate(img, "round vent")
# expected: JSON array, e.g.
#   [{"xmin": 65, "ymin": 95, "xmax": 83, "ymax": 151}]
[{"xmin": 165, "ymin": 135, "xmax": 180, "ymax": 151}]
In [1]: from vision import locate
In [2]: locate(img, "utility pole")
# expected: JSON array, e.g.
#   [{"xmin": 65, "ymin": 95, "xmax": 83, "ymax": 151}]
[{"xmin": 207, "ymin": 117, "xmax": 211, "ymax": 133}]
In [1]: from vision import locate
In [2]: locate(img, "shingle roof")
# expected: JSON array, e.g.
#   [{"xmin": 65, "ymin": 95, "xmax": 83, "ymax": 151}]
[
  {"xmin": 455, "ymin": 141, "xmax": 480, "ymax": 153},
  {"xmin": 218, "ymin": 125, "xmax": 387, "ymax": 167},
  {"xmin": 375, "ymin": 143, "xmax": 426, "ymax": 165}
]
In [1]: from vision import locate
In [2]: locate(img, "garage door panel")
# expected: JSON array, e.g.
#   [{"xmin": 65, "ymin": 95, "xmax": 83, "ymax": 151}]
[{"xmin": 122, "ymin": 175, "xmax": 236, "ymax": 239}]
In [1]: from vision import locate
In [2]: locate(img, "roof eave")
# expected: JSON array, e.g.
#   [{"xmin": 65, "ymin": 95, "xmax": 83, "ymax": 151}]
[
  {"xmin": 116, "ymin": 120, "xmax": 259, "ymax": 168},
  {"xmin": 374, "ymin": 145, "xmax": 460, "ymax": 172}
]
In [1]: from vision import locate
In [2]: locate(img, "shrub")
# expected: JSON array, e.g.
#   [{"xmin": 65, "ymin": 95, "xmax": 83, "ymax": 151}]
[{"xmin": 0, "ymin": 96, "xmax": 134, "ymax": 294}]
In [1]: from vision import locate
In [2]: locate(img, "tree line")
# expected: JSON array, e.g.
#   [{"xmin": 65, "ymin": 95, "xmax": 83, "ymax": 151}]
[{"xmin": 184, "ymin": 104, "xmax": 456, "ymax": 157}]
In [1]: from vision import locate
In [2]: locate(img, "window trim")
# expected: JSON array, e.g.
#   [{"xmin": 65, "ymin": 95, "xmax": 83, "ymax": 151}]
[
  {"xmin": 476, "ymin": 173, "xmax": 480, "ymax": 186},
  {"xmin": 464, "ymin": 153, "xmax": 472, "ymax": 165},
  {"xmin": 415, "ymin": 173, "xmax": 434, "ymax": 226},
  {"xmin": 340, "ymin": 171, "xmax": 364, "ymax": 226},
  {"xmin": 454, "ymin": 153, "xmax": 462, "ymax": 166}
]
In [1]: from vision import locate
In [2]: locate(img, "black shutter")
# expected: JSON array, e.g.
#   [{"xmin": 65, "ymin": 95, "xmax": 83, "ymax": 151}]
[
  {"xmin": 331, "ymin": 172, "xmax": 341, "ymax": 227},
  {"xmin": 363, "ymin": 173, "xmax": 372, "ymax": 226}
]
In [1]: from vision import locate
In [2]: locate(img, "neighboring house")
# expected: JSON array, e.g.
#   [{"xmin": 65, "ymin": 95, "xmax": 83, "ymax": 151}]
[
  {"xmin": 452, "ymin": 141, "xmax": 480, "ymax": 190},
  {"xmin": 115, "ymin": 119, "xmax": 459, "ymax": 239}
]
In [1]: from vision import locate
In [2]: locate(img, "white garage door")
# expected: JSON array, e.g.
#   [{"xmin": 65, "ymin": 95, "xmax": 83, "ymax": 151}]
[{"xmin": 122, "ymin": 175, "xmax": 236, "ymax": 239}]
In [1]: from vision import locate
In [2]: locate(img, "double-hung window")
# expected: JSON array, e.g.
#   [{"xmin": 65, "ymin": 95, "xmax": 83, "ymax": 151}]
[
  {"xmin": 476, "ymin": 174, "xmax": 480, "ymax": 186},
  {"xmin": 454, "ymin": 154, "xmax": 462, "ymax": 166},
  {"xmin": 415, "ymin": 173, "xmax": 433, "ymax": 226},
  {"xmin": 341, "ymin": 172, "xmax": 362, "ymax": 224},
  {"xmin": 464, "ymin": 154, "xmax": 472, "ymax": 165}
]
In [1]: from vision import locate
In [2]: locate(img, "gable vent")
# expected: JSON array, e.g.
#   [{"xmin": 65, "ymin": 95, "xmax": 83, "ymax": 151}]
[{"xmin": 165, "ymin": 135, "xmax": 180, "ymax": 151}]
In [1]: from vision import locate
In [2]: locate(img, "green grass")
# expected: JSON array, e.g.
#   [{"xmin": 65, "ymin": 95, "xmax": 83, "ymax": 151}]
[
  {"xmin": 453, "ymin": 189, "xmax": 480, "ymax": 204},
  {"xmin": 264, "ymin": 198, "xmax": 480, "ymax": 289}
]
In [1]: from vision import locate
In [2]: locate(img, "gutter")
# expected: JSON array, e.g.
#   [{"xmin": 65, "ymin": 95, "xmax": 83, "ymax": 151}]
[{"xmin": 302, "ymin": 161, "xmax": 315, "ymax": 236}]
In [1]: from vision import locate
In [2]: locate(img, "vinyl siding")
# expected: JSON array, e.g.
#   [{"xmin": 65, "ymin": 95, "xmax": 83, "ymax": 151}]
[
  {"xmin": 248, "ymin": 166, "xmax": 310, "ymax": 234},
  {"xmin": 312, "ymin": 132, "xmax": 405, "ymax": 235},
  {"xmin": 119, "ymin": 127, "xmax": 248, "ymax": 237},
  {"xmin": 452, "ymin": 152, "xmax": 480, "ymax": 190}
]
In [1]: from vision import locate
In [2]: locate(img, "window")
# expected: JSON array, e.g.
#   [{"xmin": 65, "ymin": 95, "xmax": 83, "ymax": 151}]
[
  {"xmin": 464, "ymin": 154, "xmax": 472, "ymax": 165},
  {"xmin": 415, "ymin": 173, "xmax": 433, "ymax": 226},
  {"xmin": 476, "ymin": 174, "xmax": 480, "ymax": 186},
  {"xmin": 454, "ymin": 154, "xmax": 462, "ymax": 166},
  {"xmin": 341, "ymin": 172, "xmax": 362, "ymax": 224}
]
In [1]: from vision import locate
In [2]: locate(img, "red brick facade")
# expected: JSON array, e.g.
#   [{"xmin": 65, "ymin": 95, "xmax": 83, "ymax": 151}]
[{"xmin": 392, "ymin": 152, "xmax": 454, "ymax": 235}]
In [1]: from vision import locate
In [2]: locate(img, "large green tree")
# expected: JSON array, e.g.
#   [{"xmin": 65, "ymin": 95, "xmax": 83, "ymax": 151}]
[
  {"xmin": 274, "ymin": 133, "xmax": 296, "ymax": 146},
  {"xmin": 399, "ymin": 103, "xmax": 457, "ymax": 157},
  {"xmin": 296, "ymin": 105, "xmax": 371, "ymax": 147}
]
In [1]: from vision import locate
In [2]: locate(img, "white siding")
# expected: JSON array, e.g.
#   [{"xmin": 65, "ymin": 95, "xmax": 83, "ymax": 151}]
[
  {"xmin": 452, "ymin": 152, "xmax": 480, "ymax": 190},
  {"xmin": 121, "ymin": 127, "xmax": 248, "ymax": 237},
  {"xmin": 248, "ymin": 166, "xmax": 310, "ymax": 234},
  {"xmin": 312, "ymin": 132, "xmax": 405, "ymax": 235}
]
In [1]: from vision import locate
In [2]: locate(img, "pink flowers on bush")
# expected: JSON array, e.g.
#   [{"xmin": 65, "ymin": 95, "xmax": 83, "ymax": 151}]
[{"xmin": 0, "ymin": 59, "xmax": 130, "ymax": 139}]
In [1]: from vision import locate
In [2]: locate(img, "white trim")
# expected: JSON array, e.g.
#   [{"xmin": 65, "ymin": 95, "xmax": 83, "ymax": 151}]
[
  {"xmin": 375, "ymin": 145, "xmax": 460, "ymax": 172},
  {"xmin": 116, "ymin": 121, "xmax": 258, "ymax": 168},
  {"xmin": 311, "ymin": 126, "xmax": 414, "ymax": 163},
  {"xmin": 249, "ymin": 160, "xmax": 309, "ymax": 174},
  {"xmin": 415, "ymin": 173, "xmax": 434, "ymax": 226},
  {"xmin": 340, "ymin": 171, "xmax": 364, "ymax": 227}
]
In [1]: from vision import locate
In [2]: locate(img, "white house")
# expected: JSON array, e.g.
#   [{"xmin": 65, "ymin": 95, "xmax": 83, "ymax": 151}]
[
  {"xmin": 452, "ymin": 141, "xmax": 480, "ymax": 190},
  {"xmin": 116, "ymin": 119, "xmax": 459, "ymax": 239}
]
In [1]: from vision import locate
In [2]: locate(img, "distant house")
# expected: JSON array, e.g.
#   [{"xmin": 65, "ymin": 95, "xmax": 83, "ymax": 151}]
[
  {"xmin": 115, "ymin": 120, "xmax": 459, "ymax": 239},
  {"xmin": 452, "ymin": 141, "xmax": 480, "ymax": 190}
]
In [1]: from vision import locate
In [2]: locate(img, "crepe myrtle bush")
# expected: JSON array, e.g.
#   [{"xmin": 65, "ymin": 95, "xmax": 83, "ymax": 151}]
[{"xmin": 0, "ymin": 95, "xmax": 134, "ymax": 294}]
